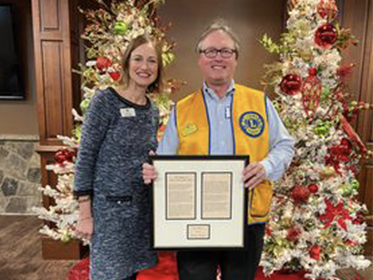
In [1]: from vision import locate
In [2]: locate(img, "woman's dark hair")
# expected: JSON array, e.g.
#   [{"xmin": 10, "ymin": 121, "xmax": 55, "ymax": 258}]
[{"xmin": 122, "ymin": 34, "xmax": 164, "ymax": 93}]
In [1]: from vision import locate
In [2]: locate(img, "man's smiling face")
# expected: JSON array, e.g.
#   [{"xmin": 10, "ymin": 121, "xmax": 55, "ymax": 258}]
[{"xmin": 198, "ymin": 30, "xmax": 238, "ymax": 87}]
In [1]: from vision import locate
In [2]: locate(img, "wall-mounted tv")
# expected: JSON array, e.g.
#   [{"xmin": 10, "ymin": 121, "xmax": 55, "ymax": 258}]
[{"xmin": 0, "ymin": 4, "xmax": 24, "ymax": 100}]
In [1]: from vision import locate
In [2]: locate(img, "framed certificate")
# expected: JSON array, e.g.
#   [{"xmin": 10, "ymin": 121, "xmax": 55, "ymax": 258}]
[{"xmin": 150, "ymin": 155, "xmax": 249, "ymax": 250}]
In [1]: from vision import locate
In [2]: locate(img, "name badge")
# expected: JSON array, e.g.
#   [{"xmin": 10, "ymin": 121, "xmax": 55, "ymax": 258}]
[
  {"xmin": 182, "ymin": 123, "xmax": 198, "ymax": 137},
  {"xmin": 120, "ymin": 108, "xmax": 136, "ymax": 117},
  {"xmin": 225, "ymin": 106, "xmax": 231, "ymax": 119}
]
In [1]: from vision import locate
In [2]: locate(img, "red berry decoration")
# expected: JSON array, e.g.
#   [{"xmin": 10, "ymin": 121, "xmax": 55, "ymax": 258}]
[
  {"xmin": 96, "ymin": 56, "xmax": 113, "ymax": 71},
  {"xmin": 280, "ymin": 74, "xmax": 302, "ymax": 95},
  {"xmin": 292, "ymin": 185, "xmax": 311, "ymax": 203},
  {"xmin": 308, "ymin": 184, "xmax": 319, "ymax": 193},
  {"xmin": 317, "ymin": 0, "xmax": 338, "ymax": 20},
  {"xmin": 315, "ymin": 23, "xmax": 338, "ymax": 48}
]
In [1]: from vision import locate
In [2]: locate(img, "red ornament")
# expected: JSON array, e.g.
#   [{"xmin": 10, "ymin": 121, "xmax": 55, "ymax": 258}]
[
  {"xmin": 280, "ymin": 74, "xmax": 302, "ymax": 95},
  {"xmin": 287, "ymin": 228, "xmax": 301, "ymax": 242},
  {"xmin": 309, "ymin": 245, "xmax": 321, "ymax": 260},
  {"xmin": 317, "ymin": 0, "xmax": 338, "ymax": 20},
  {"xmin": 108, "ymin": 71, "xmax": 121, "ymax": 81},
  {"xmin": 301, "ymin": 68, "xmax": 322, "ymax": 117},
  {"xmin": 292, "ymin": 185, "xmax": 310, "ymax": 203},
  {"xmin": 54, "ymin": 150, "xmax": 67, "ymax": 164},
  {"xmin": 65, "ymin": 150, "xmax": 75, "ymax": 162},
  {"xmin": 54, "ymin": 148, "xmax": 76, "ymax": 165},
  {"xmin": 96, "ymin": 57, "xmax": 113, "ymax": 71},
  {"xmin": 315, "ymin": 23, "xmax": 338, "ymax": 48},
  {"xmin": 308, "ymin": 184, "xmax": 319, "ymax": 194}
]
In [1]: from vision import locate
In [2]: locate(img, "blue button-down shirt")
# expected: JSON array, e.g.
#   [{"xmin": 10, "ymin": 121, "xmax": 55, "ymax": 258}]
[{"xmin": 157, "ymin": 81, "xmax": 295, "ymax": 181}]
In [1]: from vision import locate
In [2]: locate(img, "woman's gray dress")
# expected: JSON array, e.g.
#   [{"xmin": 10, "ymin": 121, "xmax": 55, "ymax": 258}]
[{"xmin": 74, "ymin": 87, "xmax": 159, "ymax": 280}]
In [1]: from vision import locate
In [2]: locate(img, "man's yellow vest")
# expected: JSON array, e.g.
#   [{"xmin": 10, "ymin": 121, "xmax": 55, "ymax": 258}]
[{"xmin": 175, "ymin": 84, "xmax": 273, "ymax": 224}]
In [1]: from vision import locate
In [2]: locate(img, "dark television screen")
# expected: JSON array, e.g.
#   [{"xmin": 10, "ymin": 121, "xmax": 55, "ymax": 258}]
[{"xmin": 0, "ymin": 5, "xmax": 24, "ymax": 100}]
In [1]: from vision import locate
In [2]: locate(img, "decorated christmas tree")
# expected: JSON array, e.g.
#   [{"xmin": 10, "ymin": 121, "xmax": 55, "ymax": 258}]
[
  {"xmin": 33, "ymin": 0, "xmax": 178, "ymax": 244},
  {"xmin": 260, "ymin": 0, "xmax": 372, "ymax": 278}
]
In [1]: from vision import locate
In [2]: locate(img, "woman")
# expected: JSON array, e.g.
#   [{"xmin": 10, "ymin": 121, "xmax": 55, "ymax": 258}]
[{"xmin": 74, "ymin": 34, "xmax": 163, "ymax": 280}]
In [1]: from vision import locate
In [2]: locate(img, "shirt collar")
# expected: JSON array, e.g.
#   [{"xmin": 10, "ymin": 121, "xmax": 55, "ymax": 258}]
[{"xmin": 203, "ymin": 80, "xmax": 236, "ymax": 100}]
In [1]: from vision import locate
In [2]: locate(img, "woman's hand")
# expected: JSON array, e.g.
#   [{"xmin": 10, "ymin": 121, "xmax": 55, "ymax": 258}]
[
  {"xmin": 142, "ymin": 163, "xmax": 158, "ymax": 184},
  {"xmin": 75, "ymin": 196, "xmax": 93, "ymax": 240},
  {"xmin": 76, "ymin": 216, "xmax": 94, "ymax": 240}
]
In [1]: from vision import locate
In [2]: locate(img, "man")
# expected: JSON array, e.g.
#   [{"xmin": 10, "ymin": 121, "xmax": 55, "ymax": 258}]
[{"xmin": 143, "ymin": 20, "xmax": 294, "ymax": 280}]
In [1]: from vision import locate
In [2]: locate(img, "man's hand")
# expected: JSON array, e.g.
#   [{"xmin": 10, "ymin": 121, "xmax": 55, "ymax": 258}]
[
  {"xmin": 142, "ymin": 163, "xmax": 158, "ymax": 184},
  {"xmin": 243, "ymin": 162, "xmax": 266, "ymax": 189}
]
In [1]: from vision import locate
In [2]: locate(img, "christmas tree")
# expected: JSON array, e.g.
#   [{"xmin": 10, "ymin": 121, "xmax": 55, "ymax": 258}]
[
  {"xmin": 33, "ymin": 0, "xmax": 178, "ymax": 244},
  {"xmin": 260, "ymin": 0, "xmax": 372, "ymax": 278}
]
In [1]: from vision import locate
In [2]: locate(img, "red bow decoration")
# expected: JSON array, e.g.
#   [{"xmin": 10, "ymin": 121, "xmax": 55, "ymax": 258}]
[
  {"xmin": 340, "ymin": 116, "xmax": 367, "ymax": 153},
  {"xmin": 324, "ymin": 137, "xmax": 354, "ymax": 173},
  {"xmin": 319, "ymin": 199, "xmax": 352, "ymax": 230}
]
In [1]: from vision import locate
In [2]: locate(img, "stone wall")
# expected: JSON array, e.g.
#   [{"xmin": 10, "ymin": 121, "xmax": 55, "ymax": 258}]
[{"xmin": 0, "ymin": 135, "xmax": 42, "ymax": 214}]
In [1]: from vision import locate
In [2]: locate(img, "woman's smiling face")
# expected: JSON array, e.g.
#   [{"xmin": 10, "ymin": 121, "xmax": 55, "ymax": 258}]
[{"xmin": 128, "ymin": 43, "xmax": 159, "ymax": 89}]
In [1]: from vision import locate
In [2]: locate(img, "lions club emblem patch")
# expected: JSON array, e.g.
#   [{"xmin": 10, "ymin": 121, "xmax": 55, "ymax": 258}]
[{"xmin": 239, "ymin": 111, "xmax": 265, "ymax": 138}]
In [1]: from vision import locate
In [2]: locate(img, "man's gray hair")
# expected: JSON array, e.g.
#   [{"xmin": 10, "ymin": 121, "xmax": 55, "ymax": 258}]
[{"xmin": 196, "ymin": 19, "xmax": 241, "ymax": 57}]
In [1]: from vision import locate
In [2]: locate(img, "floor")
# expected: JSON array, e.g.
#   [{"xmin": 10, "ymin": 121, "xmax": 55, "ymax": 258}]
[
  {"xmin": 0, "ymin": 215, "xmax": 372, "ymax": 280},
  {"xmin": 0, "ymin": 215, "xmax": 75, "ymax": 280}
]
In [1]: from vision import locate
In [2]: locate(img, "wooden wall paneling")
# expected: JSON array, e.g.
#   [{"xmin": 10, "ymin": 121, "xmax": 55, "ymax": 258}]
[
  {"xmin": 32, "ymin": 0, "xmax": 85, "ymax": 259},
  {"xmin": 70, "ymin": 0, "xmax": 84, "ymax": 112},
  {"xmin": 32, "ymin": 0, "xmax": 74, "ymax": 146},
  {"xmin": 340, "ymin": 0, "xmax": 373, "ymax": 255},
  {"xmin": 339, "ymin": 0, "xmax": 370, "ymax": 100},
  {"xmin": 356, "ymin": 0, "xmax": 373, "ymax": 222},
  {"xmin": 41, "ymin": 42, "xmax": 66, "ymax": 141},
  {"xmin": 341, "ymin": 0, "xmax": 373, "ymax": 211}
]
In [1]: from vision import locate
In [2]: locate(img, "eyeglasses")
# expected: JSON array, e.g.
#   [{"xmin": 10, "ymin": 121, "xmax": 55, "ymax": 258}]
[{"xmin": 199, "ymin": 48, "xmax": 237, "ymax": 58}]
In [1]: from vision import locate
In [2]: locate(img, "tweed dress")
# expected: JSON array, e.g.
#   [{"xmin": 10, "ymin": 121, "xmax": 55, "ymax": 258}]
[{"xmin": 74, "ymin": 87, "xmax": 159, "ymax": 280}]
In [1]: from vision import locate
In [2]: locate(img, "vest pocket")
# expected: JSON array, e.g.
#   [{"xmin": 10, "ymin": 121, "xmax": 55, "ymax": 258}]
[
  {"xmin": 250, "ymin": 181, "xmax": 273, "ymax": 218},
  {"xmin": 178, "ymin": 126, "xmax": 209, "ymax": 155},
  {"xmin": 106, "ymin": 195, "xmax": 133, "ymax": 203},
  {"xmin": 105, "ymin": 195, "xmax": 134, "ymax": 219}
]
